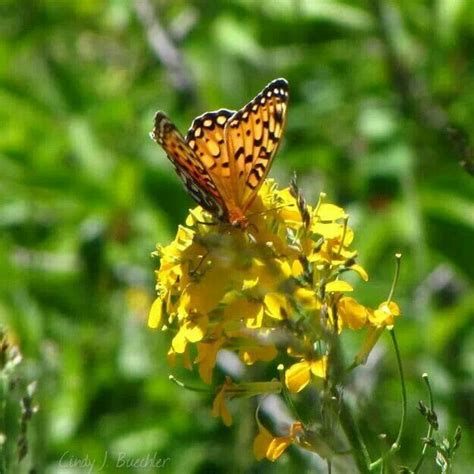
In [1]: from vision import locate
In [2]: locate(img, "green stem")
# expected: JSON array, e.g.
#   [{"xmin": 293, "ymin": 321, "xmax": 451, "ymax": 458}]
[
  {"xmin": 335, "ymin": 390, "xmax": 371, "ymax": 473},
  {"xmin": 369, "ymin": 329, "xmax": 406, "ymax": 470},
  {"xmin": 168, "ymin": 375, "xmax": 211, "ymax": 393},
  {"xmin": 387, "ymin": 253, "xmax": 401, "ymax": 304},
  {"xmin": 391, "ymin": 329, "xmax": 407, "ymax": 448},
  {"xmin": 413, "ymin": 374, "xmax": 435, "ymax": 473},
  {"xmin": 0, "ymin": 374, "xmax": 7, "ymax": 474}
]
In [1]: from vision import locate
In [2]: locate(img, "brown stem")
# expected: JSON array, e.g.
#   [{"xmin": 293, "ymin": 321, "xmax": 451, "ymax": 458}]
[{"xmin": 134, "ymin": 0, "xmax": 196, "ymax": 101}]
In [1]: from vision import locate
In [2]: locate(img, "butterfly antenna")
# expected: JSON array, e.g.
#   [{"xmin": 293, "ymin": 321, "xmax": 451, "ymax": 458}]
[
  {"xmin": 190, "ymin": 251, "xmax": 209, "ymax": 276},
  {"xmin": 246, "ymin": 203, "xmax": 295, "ymax": 219}
]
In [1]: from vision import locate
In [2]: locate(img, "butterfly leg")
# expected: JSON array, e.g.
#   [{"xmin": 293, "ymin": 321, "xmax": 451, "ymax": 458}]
[
  {"xmin": 190, "ymin": 251, "xmax": 209, "ymax": 277},
  {"xmin": 194, "ymin": 220, "xmax": 219, "ymax": 226}
]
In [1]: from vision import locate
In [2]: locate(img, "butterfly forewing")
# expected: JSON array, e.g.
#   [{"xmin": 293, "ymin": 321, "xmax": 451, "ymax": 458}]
[
  {"xmin": 225, "ymin": 78, "xmax": 289, "ymax": 211},
  {"xmin": 151, "ymin": 112, "xmax": 228, "ymax": 220},
  {"xmin": 185, "ymin": 109, "xmax": 237, "ymax": 205}
]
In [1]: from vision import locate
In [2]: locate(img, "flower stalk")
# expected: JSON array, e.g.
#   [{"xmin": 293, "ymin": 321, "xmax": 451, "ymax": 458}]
[{"xmin": 369, "ymin": 329, "xmax": 406, "ymax": 470}]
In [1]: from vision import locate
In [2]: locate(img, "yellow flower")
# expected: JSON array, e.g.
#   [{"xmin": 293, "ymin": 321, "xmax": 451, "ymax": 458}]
[
  {"xmin": 354, "ymin": 326, "xmax": 385, "ymax": 366},
  {"xmin": 149, "ymin": 177, "xmax": 401, "ymax": 453},
  {"xmin": 212, "ymin": 377, "xmax": 282, "ymax": 426},
  {"xmin": 368, "ymin": 301, "xmax": 401, "ymax": 328},
  {"xmin": 354, "ymin": 301, "xmax": 402, "ymax": 365},
  {"xmin": 253, "ymin": 421, "xmax": 304, "ymax": 461},
  {"xmin": 212, "ymin": 377, "xmax": 235, "ymax": 426},
  {"xmin": 150, "ymin": 180, "xmax": 381, "ymax": 383},
  {"xmin": 196, "ymin": 336, "xmax": 225, "ymax": 384},
  {"xmin": 285, "ymin": 357, "xmax": 328, "ymax": 393}
]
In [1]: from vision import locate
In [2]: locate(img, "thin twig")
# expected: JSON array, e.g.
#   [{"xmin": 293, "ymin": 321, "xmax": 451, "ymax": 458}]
[
  {"xmin": 413, "ymin": 374, "xmax": 435, "ymax": 473},
  {"xmin": 368, "ymin": 0, "xmax": 474, "ymax": 175},
  {"xmin": 134, "ymin": 0, "xmax": 196, "ymax": 100}
]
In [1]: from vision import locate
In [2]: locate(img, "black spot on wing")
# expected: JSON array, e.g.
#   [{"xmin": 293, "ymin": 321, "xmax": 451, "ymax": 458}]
[{"xmin": 186, "ymin": 109, "xmax": 235, "ymax": 141}]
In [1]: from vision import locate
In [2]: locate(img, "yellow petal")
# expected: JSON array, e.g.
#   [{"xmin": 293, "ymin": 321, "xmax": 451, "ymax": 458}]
[
  {"xmin": 264, "ymin": 293, "xmax": 291, "ymax": 320},
  {"xmin": 285, "ymin": 360, "xmax": 311, "ymax": 393},
  {"xmin": 384, "ymin": 301, "xmax": 400, "ymax": 316},
  {"xmin": 312, "ymin": 222, "xmax": 343, "ymax": 239},
  {"xmin": 182, "ymin": 265, "xmax": 229, "ymax": 316},
  {"xmin": 177, "ymin": 291, "xmax": 191, "ymax": 320},
  {"xmin": 267, "ymin": 437, "xmax": 293, "ymax": 461},
  {"xmin": 354, "ymin": 326, "xmax": 385, "ymax": 365},
  {"xmin": 341, "ymin": 227, "xmax": 354, "ymax": 246},
  {"xmin": 278, "ymin": 260, "xmax": 292, "ymax": 279},
  {"xmin": 325, "ymin": 280, "xmax": 353, "ymax": 292},
  {"xmin": 310, "ymin": 357, "xmax": 327, "ymax": 379},
  {"xmin": 185, "ymin": 214, "xmax": 195, "ymax": 226},
  {"xmin": 368, "ymin": 301, "xmax": 401, "ymax": 327},
  {"xmin": 224, "ymin": 299, "xmax": 264, "ymax": 328},
  {"xmin": 182, "ymin": 315, "xmax": 208, "ymax": 343},
  {"xmin": 291, "ymin": 259, "xmax": 304, "ymax": 277},
  {"xmin": 171, "ymin": 328, "xmax": 187, "ymax": 354},
  {"xmin": 338, "ymin": 297, "xmax": 368, "ymax": 330},
  {"xmin": 211, "ymin": 378, "xmax": 234, "ymax": 426},
  {"xmin": 350, "ymin": 264, "xmax": 369, "ymax": 281},
  {"xmin": 148, "ymin": 297, "xmax": 163, "ymax": 329},
  {"xmin": 242, "ymin": 277, "xmax": 259, "ymax": 290},
  {"xmin": 317, "ymin": 203, "xmax": 345, "ymax": 221},
  {"xmin": 294, "ymin": 288, "xmax": 320, "ymax": 310},
  {"xmin": 240, "ymin": 345, "xmax": 278, "ymax": 365},
  {"xmin": 196, "ymin": 337, "xmax": 224, "ymax": 384},
  {"xmin": 253, "ymin": 426, "xmax": 274, "ymax": 461}
]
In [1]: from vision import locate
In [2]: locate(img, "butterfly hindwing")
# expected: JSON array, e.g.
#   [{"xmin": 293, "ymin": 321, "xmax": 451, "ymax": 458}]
[
  {"xmin": 225, "ymin": 78, "xmax": 289, "ymax": 211},
  {"xmin": 151, "ymin": 112, "xmax": 227, "ymax": 219}
]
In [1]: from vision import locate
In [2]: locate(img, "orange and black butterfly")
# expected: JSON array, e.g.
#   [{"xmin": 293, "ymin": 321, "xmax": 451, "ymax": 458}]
[{"xmin": 151, "ymin": 78, "xmax": 289, "ymax": 229}]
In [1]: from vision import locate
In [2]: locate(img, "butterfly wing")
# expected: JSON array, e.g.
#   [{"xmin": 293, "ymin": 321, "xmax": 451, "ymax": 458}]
[
  {"xmin": 152, "ymin": 78, "xmax": 289, "ymax": 225},
  {"xmin": 151, "ymin": 112, "xmax": 228, "ymax": 220},
  {"xmin": 185, "ymin": 109, "xmax": 237, "ymax": 207},
  {"xmin": 225, "ymin": 78, "xmax": 289, "ymax": 212}
]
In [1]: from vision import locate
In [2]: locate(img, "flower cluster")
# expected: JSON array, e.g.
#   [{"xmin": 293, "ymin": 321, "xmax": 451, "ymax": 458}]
[{"xmin": 149, "ymin": 179, "xmax": 400, "ymax": 461}]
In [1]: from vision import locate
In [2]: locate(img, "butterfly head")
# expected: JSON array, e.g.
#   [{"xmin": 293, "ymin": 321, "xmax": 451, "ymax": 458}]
[{"xmin": 228, "ymin": 208, "xmax": 250, "ymax": 230}]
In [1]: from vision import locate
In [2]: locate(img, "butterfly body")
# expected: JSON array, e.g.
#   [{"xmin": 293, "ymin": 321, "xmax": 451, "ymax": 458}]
[{"xmin": 151, "ymin": 78, "xmax": 289, "ymax": 229}]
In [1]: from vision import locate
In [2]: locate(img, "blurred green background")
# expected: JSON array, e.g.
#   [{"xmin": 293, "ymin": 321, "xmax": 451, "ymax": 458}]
[{"xmin": 1, "ymin": 0, "xmax": 473, "ymax": 472}]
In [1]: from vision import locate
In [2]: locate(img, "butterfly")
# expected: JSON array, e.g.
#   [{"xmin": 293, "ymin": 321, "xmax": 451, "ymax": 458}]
[{"xmin": 151, "ymin": 78, "xmax": 289, "ymax": 229}]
